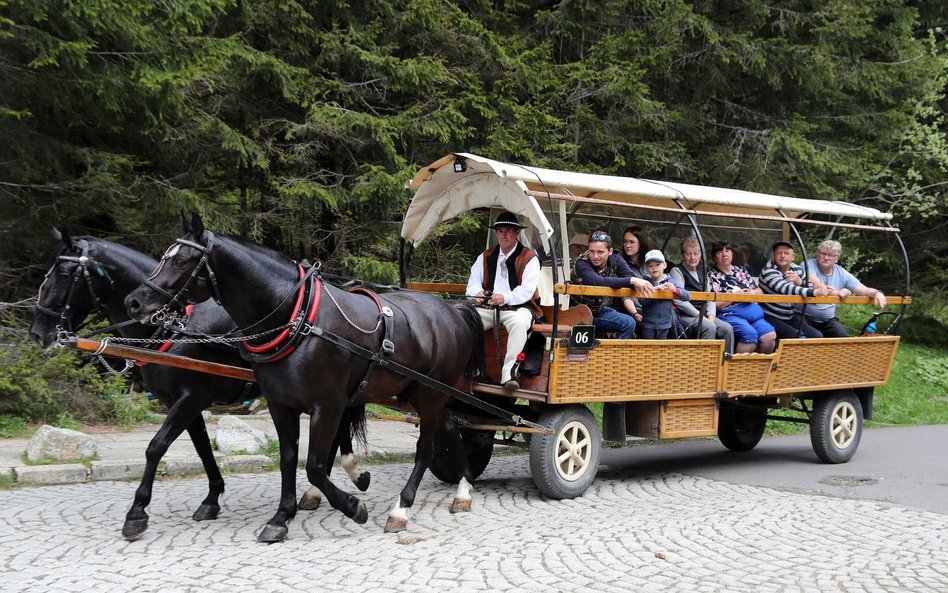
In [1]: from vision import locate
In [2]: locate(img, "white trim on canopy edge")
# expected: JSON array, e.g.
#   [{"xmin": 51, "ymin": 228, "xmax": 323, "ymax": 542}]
[{"xmin": 402, "ymin": 153, "xmax": 892, "ymax": 247}]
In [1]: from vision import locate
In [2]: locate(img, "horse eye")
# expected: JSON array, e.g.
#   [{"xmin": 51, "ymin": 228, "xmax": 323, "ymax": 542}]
[{"xmin": 172, "ymin": 255, "xmax": 190, "ymax": 268}]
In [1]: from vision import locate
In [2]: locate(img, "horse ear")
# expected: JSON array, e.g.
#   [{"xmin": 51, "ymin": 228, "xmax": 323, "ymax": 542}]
[
  {"xmin": 54, "ymin": 227, "xmax": 75, "ymax": 248},
  {"xmin": 181, "ymin": 211, "xmax": 191, "ymax": 234},
  {"xmin": 190, "ymin": 212, "xmax": 205, "ymax": 239}
]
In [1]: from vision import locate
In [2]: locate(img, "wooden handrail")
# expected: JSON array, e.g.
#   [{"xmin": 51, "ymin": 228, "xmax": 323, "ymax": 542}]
[
  {"xmin": 404, "ymin": 281, "xmax": 911, "ymax": 305},
  {"xmin": 553, "ymin": 284, "xmax": 911, "ymax": 305}
]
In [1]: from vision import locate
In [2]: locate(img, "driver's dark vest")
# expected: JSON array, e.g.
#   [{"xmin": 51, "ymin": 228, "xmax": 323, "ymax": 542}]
[{"xmin": 481, "ymin": 243, "xmax": 543, "ymax": 319}]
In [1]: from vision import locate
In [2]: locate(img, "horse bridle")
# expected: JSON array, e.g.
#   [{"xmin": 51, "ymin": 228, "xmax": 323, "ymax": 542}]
[
  {"xmin": 142, "ymin": 231, "xmax": 223, "ymax": 325},
  {"xmin": 35, "ymin": 239, "xmax": 116, "ymax": 339}
]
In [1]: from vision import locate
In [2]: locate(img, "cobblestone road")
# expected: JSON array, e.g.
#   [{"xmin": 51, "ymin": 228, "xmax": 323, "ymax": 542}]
[{"xmin": 2, "ymin": 456, "xmax": 946, "ymax": 593}]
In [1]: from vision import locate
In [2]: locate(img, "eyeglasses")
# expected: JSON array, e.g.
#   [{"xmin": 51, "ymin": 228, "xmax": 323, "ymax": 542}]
[
  {"xmin": 817, "ymin": 251, "xmax": 839, "ymax": 258},
  {"xmin": 588, "ymin": 231, "xmax": 611, "ymax": 243}
]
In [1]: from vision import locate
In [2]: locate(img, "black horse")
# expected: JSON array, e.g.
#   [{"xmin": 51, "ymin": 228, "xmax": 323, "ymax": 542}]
[
  {"xmin": 125, "ymin": 214, "xmax": 484, "ymax": 542},
  {"xmin": 30, "ymin": 229, "xmax": 370, "ymax": 539}
]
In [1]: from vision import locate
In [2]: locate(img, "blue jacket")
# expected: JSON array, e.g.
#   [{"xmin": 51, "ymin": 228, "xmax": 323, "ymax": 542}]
[{"xmin": 641, "ymin": 274, "xmax": 690, "ymax": 330}]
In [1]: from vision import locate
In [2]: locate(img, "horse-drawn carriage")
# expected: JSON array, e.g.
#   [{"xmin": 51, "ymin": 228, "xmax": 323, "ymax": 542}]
[
  {"xmin": 39, "ymin": 152, "xmax": 910, "ymax": 540},
  {"xmin": 400, "ymin": 153, "xmax": 910, "ymax": 499}
]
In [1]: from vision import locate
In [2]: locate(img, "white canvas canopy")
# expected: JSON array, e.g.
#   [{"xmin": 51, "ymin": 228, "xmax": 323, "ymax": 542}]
[{"xmin": 401, "ymin": 153, "xmax": 892, "ymax": 248}]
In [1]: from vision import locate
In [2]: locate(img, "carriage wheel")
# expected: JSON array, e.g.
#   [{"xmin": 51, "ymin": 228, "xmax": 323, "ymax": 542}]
[
  {"xmin": 810, "ymin": 392, "xmax": 863, "ymax": 464},
  {"xmin": 717, "ymin": 400, "xmax": 767, "ymax": 452},
  {"xmin": 529, "ymin": 405, "xmax": 600, "ymax": 499},
  {"xmin": 429, "ymin": 429, "xmax": 494, "ymax": 484}
]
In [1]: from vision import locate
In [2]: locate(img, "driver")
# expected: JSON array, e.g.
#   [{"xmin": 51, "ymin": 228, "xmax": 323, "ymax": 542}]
[{"xmin": 465, "ymin": 211, "xmax": 542, "ymax": 390}]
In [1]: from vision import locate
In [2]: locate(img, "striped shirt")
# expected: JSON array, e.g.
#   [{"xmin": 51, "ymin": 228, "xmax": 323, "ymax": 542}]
[{"xmin": 759, "ymin": 260, "xmax": 815, "ymax": 321}]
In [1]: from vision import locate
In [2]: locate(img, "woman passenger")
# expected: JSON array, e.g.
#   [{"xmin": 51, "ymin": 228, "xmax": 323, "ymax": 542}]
[
  {"xmin": 669, "ymin": 237, "xmax": 735, "ymax": 353},
  {"xmin": 620, "ymin": 227, "xmax": 651, "ymax": 327},
  {"xmin": 707, "ymin": 241, "xmax": 776, "ymax": 354}
]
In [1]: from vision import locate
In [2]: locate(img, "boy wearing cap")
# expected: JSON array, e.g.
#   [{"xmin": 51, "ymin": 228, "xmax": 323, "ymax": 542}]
[
  {"xmin": 759, "ymin": 240, "xmax": 834, "ymax": 339},
  {"xmin": 466, "ymin": 211, "xmax": 542, "ymax": 390},
  {"xmin": 640, "ymin": 249, "xmax": 690, "ymax": 339}
]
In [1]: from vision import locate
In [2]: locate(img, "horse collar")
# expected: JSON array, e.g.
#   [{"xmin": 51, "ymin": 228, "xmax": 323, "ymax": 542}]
[{"xmin": 242, "ymin": 264, "xmax": 322, "ymax": 364}]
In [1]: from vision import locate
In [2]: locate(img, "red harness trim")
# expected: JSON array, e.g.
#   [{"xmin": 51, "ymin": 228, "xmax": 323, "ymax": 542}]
[
  {"xmin": 135, "ymin": 304, "xmax": 194, "ymax": 367},
  {"xmin": 242, "ymin": 266, "xmax": 322, "ymax": 359}
]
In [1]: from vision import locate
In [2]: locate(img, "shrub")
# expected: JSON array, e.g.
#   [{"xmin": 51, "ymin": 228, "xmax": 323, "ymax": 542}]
[{"xmin": 0, "ymin": 318, "xmax": 130, "ymax": 423}]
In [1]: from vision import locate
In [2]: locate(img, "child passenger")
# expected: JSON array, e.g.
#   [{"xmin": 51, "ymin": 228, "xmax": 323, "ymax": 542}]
[{"xmin": 640, "ymin": 249, "xmax": 690, "ymax": 339}]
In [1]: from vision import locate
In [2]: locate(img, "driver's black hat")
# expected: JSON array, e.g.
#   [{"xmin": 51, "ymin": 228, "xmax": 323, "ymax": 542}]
[{"xmin": 490, "ymin": 211, "xmax": 526, "ymax": 229}]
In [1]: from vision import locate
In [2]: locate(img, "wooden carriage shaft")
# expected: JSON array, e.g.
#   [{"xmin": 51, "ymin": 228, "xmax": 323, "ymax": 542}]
[{"xmin": 67, "ymin": 337, "xmax": 256, "ymax": 381}]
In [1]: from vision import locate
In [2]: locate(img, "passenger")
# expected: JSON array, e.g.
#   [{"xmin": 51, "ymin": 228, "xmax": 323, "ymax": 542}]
[
  {"xmin": 804, "ymin": 240, "xmax": 887, "ymax": 337},
  {"xmin": 639, "ymin": 250, "xmax": 690, "ymax": 339},
  {"xmin": 570, "ymin": 230, "xmax": 654, "ymax": 339},
  {"xmin": 619, "ymin": 227, "xmax": 651, "ymax": 283},
  {"xmin": 708, "ymin": 241, "xmax": 777, "ymax": 354},
  {"xmin": 466, "ymin": 211, "xmax": 542, "ymax": 390},
  {"xmin": 619, "ymin": 227, "xmax": 651, "ymax": 326},
  {"xmin": 568, "ymin": 233, "xmax": 588, "ymax": 261},
  {"xmin": 669, "ymin": 237, "xmax": 735, "ymax": 353},
  {"xmin": 759, "ymin": 241, "xmax": 833, "ymax": 339}
]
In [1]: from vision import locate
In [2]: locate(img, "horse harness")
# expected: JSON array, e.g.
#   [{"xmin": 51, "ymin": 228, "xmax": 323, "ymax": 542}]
[
  {"xmin": 36, "ymin": 239, "xmax": 116, "ymax": 337},
  {"xmin": 239, "ymin": 263, "xmax": 397, "ymax": 402}
]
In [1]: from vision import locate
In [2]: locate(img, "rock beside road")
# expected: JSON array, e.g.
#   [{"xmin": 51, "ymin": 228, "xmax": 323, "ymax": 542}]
[
  {"xmin": 214, "ymin": 415, "xmax": 269, "ymax": 455},
  {"xmin": 26, "ymin": 425, "xmax": 97, "ymax": 462}
]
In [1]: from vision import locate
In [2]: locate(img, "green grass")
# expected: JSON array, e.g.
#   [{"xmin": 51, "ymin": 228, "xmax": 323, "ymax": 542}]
[
  {"xmin": 872, "ymin": 342, "xmax": 948, "ymax": 426},
  {"xmin": 0, "ymin": 415, "xmax": 29, "ymax": 438}
]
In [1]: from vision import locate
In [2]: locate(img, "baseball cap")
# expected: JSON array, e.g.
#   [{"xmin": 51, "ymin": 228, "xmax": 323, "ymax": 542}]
[
  {"xmin": 771, "ymin": 240, "xmax": 794, "ymax": 251},
  {"xmin": 644, "ymin": 249, "xmax": 665, "ymax": 264}
]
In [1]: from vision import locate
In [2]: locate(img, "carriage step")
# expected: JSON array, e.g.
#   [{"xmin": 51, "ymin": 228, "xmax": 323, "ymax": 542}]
[{"xmin": 471, "ymin": 381, "xmax": 546, "ymax": 402}]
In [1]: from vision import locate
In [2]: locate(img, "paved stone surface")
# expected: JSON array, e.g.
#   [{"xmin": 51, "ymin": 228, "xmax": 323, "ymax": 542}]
[
  {"xmin": 0, "ymin": 415, "xmax": 422, "ymax": 486},
  {"xmin": 1, "ymin": 455, "xmax": 946, "ymax": 593}
]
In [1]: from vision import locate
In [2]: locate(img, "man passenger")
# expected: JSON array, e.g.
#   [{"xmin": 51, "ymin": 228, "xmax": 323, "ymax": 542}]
[
  {"xmin": 759, "ymin": 240, "xmax": 834, "ymax": 339},
  {"xmin": 570, "ymin": 230, "xmax": 654, "ymax": 339},
  {"xmin": 466, "ymin": 211, "xmax": 542, "ymax": 390},
  {"xmin": 804, "ymin": 240, "xmax": 887, "ymax": 337}
]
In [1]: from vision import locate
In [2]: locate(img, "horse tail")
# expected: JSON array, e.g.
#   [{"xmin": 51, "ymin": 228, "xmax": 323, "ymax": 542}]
[
  {"xmin": 344, "ymin": 404, "xmax": 367, "ymax": 451},
  {"xmin": 453, "ymin": 300, "xmax": 485, "ymax": 380}
]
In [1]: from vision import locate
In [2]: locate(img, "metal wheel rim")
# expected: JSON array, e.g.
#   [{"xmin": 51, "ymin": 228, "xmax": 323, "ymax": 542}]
[
  {"xmin": 555, "ymin": 420, "xmax": 592, "ymax": 482},
  {"xmin": 830, "ymin": 401, "xmax": 858, "ymax": 449}
]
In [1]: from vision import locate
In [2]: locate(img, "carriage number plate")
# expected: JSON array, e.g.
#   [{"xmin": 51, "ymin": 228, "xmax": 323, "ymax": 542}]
[{"xmin": 568, "ymin": 325, "xmax": 596, "ymax": 350}]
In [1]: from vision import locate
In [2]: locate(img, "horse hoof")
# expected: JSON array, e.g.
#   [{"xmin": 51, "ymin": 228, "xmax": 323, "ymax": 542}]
[
  {"xmin": 352, "ymin": 502, "xmax": 368, "ymax": 525},
  {"xmin": 257, "ymin": 524, "xmax": 288, "ymax": 543},
  {"xmin": 355, "ymin": 472, "xmax": 371, "ymax": 492},
  {"xmin": 384, "ymin": 516, "xmax": 407, "ymax": 533},
  {"xmin": 122, "ymin": 518, "xmax": 148, "ymax": 540},
  {"xmin": 192, "ymin": 503, "xmax": 220, "ymax": 522},
  {"xmin": 298, "ymin": 491, "xmax": 321, "ymax": 511},
  {"xmin": 450, "ymin": 499, "xmax": 472, "ymax": 514}
]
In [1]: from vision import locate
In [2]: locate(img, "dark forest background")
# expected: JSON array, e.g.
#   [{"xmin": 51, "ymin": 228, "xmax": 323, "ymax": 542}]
[{"xmin": 2, "ymin": 1, "xmax": 946, "ymax": 335}]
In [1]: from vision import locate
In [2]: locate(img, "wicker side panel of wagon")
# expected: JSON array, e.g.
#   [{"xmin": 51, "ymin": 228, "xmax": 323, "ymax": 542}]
[
  {"xmin": 547, "ymin": 339, "xmax": 724, "ymax": 403},
  {"xmin": 766, "ymin": 336, "xmax": 900, "ymax": 394}
]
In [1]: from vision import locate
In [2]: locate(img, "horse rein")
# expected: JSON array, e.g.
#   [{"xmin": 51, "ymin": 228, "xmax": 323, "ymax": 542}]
[
  {"xmin": 142, "ymin": 231, "xmax": 223, "ymax": 324},
  {"xmin": 35, "ymin": 239, "xmax": 116, "ymax": 340}
]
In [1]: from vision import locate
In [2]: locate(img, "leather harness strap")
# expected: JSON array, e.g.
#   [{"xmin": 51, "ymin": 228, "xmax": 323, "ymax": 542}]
[{"xmin": 346, "ymin": 287, "xmax": 395, "ymax": 401}]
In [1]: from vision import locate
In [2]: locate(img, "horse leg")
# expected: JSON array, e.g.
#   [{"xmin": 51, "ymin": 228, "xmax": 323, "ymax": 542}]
[
  {"xmin": 441, "ymin": 412, "xmax": 474, "ymax": 514},
  {"xmin": 384, "ymin": 392, "xmax": 443, "ymax": 533},
  {"xmin": 298, "ymin": 409, "xmax": 370, "ymax": 510},
  {"xmin": 258, "ymin": 403, "xmax": 301, "ymax": 543},
  {"xmin": 187, "ymin": 418, "xmax": 225, "ymax": 522},
  {"xmin": 339, "ymin": 407, "xmax": 370, "ymax": 491},
  {"xmin": 302, "ymin": 407, "xmax": 369, "ymax": 526},
  {"xmin": 122, "ymin": 393, "xmax": 213, "ymax": 539}
]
